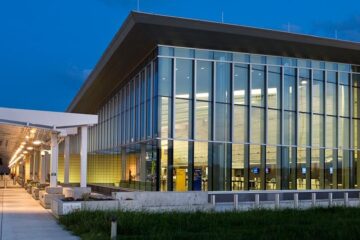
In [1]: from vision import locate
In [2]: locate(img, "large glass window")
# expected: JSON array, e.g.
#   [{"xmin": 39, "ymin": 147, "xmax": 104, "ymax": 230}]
[
  {"xmin": 194, "ymin": 142, "xmax": 209, "ymax": 191},
  {"xmin": 158, "ymin": 97, "xmax": 171, "ymax": 138},
  {"xmin": 251, "ymin": 107, "xmax": 265, "ymax": 144},
  {"xmin": 234, "ymin": 64, "xmax": 249, "ymax": 105},
  {"xmin": 232, "ymin": 144, "xmax": 245, "ymax": 190},
  {"xmin": 266, "ymin": 146, "xmax": 281, "ymax": 190},
  {"xmin": 233, "ymin": 105, "xmax": 248, "ymax": 143},
  {"xmin": 312, "ymin": 79, "xmax": 324, "ymax": 114},
  {"xmin": 215, "ymin": 62, "xmax": 231, "ymax": 103},
  {"xmin": 298, "ymin": 113, "xmax": 310, "ymax": 146},
  {"xmin": 175, "ymin": 59, "xmax": 193, "ymax": 99},
  {"xmin": 339, "ymin": 85, "xmax": 350, "ymax": 117},
  {"xmin": 284, "ymin": 68, "xmax": 296, "ymax": 111},
  {"xmin": 339, "ymin": 117, "xmax": 349, "ymax": 149},
  {"xmin": 249, "ymin": 145, "xmax": 264, "ymax": 190},
  {"xmin": 299, "ymin": 69, "xmax": 311, "ymax": 112},
  {"xmin": 267, "ymin": 109, "xmax": 280, "ymax": 145},
  {"xmin": 326, "ymin": 116, "xmax": 337, "ymax": 148},
  {"xmin": 173, "ymin": 141, "xmax": 189, "ymax": 191},
  {"xmin": 326, "ymin": 83, "xmax": 337, "ymax": 115},
  {"xmin": 195, "ymin": 101, "xmax": 212, "ymax": 140},
  {"xmin": 313, "ymin": 114, "xmax": 324, "ymax": 147},
  {"xmin": 284, "ymin": 111, "xmax": 296, "ymax": 145},
  {"xmin": 268, "ymin": 66, "xmax": 281, "ymax": 109},
  {"xmin": 158, "ymin": 58, "xmax": 173, "ymax": 97},
  {"xmin": 215, "ymin": 103, "xmax": 231, "ymax": 141},
  {"xmin": 251, "ymin": 65, "xmax": 265, "ymax": 107},
  {"xmin": 174, "ymin": 99, "xmax": 192, "ymax": 139},
  {"xmin": 196, "ymin": 61, "xmax": 212, "ymax": 101}
]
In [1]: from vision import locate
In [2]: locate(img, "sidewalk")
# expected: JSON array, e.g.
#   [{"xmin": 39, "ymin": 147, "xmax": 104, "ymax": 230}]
[{"xmin": 0, "ymin": 188, "xmax": 78, "ymax": 240}]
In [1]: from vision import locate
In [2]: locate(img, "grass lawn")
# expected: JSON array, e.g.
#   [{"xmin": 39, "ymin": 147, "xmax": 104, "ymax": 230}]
[{"xmin": 59, "ymin": 207, "xmax": 360, "ymax": 240}]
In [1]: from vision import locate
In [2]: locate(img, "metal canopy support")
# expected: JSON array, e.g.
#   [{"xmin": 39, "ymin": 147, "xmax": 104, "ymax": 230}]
[
  {"xmin": 50, "ymin": 132, "xmax": 59, "ymax": 188},
  {"xmin": 80, "ymin": 126, "xmax": 88, "ymax": 188},
  {"xmin": 64, "ymin": 136, "xmax": 70, "ymax": 184}
]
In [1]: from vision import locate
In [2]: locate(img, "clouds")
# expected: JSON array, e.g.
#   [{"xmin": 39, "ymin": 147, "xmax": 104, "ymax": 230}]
[{"xmin": 311, "ymin": 15, "xmax": 360, "ymax": 42}]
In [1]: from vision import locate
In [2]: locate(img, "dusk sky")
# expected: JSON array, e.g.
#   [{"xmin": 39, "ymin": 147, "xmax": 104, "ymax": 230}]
[{"xmin": 1, "ymin": 0, "xmax": 359, "ymax": 111}]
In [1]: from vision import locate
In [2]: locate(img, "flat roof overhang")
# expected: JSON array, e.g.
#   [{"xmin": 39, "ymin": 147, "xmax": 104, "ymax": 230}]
[{"xmin": 67, "ymin": 11, "xmax": 360, "ymax": 114}]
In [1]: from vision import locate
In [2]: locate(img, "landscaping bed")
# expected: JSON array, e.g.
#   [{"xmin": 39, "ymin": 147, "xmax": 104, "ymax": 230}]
[{"xmin": 59, "ymin": 207, "xmax": 360, "ymax": 240}]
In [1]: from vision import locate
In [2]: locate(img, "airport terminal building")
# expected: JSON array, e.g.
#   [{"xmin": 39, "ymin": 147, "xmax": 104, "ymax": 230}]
[{"xmin": 66, "ymin": 12, "xmax": 360, "ymax": 192}]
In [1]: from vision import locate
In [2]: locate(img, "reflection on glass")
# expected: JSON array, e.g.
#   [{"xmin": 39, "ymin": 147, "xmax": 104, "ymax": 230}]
[
  {"xmin": 339, "ymin": 117, "xmax": 349, "ymax": 149},
  {"xmin": 251, "ymin": 107, "xmax": 265, "ymax": 144},
  {"xmin": 312, "ymin": 114, "xmax": 324, "ymax": 147},
  {"xmin": 176, "ymin": 59, "xmax": 193, "ymax": 99},
  {"xmin": 326, "ymin": 116, "xmax": 337, "ymax": 148},
  {"xmin": 353, "ymin": 86, "xmax": 360, "ymax": 118},
  {"xmin": 215, "ymin": 62, "xmax": 231, "ymax": 103},
  {"xmin": 298, "ymin": 113, "xmax": 310, "ymax": 146},
  {"xmin": 339, "ymin": 85, "xmax": 349, "ymax": 117},
  {"xmin": 299, "ymin": 69, "xmax": 311, "ymax": 112},
  {"xmin": 312, "ymin": 80, "xmax": 324, "ymax": 114},
  {"xmin": 311, "ymin": 148, "xmax": 320, "ymax": 190},
  {"xmin": 268, "ymin": 66, "xmax": 281, "ymax": 109},
  {"xmin": 158, "ymin": 97, "xmax": 171, "ymax": 138},
  {"xmin": 266, "ymin": 146, "xmax": 281, "ymax": 190},
  {"xmin": 196, "ymin": 61, "xmax": 212, "ymax": 101},
  {"xmin": 281, "ymin": 147, "xmax": 296, "ymax": 189},
  {"xmin": 233, "ymin": 105, "xmax": 248, "ymax": 143},
  {"xmin": 195, "ymin": 101, "xmax": 212, "ymax": 140},
  {"xmin": 215, "ymin": 103, "xmax": 231, "ymax": 141},
  {"xmin": 325, "ymin": 149, "xmax": 336, "ymax": 189},
  {"xmin": 267, "ymin": 109, "xmax": 280, "ymax": 145},
  {"xmin": 232, "ymin": 144, "xmax": 245, "ymax": 190},
  {"xmin": 249, "ymin": 145, "xmax": 263, "ymax": 190},
  {"xmin": 326, "ymin": 83, "xmax": 337, "ymax": 115},
  {"xmin": 251, "ymin": 65, "xmax": 265, "ymax": 107},
  {"xmin": 174, "ymin": 99, "xmax": 192, "ymax": 139},
  {"xmin": 158, "ymin": 58, "xmax": 173, "ymax": 97},
  {"xmin": 284, "ymin": 111, "xmax": 296, "ymax": 145},
  {"xmin": 234, "ymin": 64, "xmax": 249, "ymax": 105},
  {"xmin": 284, "ymin": 68, "xmax": 296, "ymax": 110},
  {"xmin": 297, "ymin": 147, "xmax": 309, "ymax": 190},
  {"xmin": 212, "ymin": 143, "xmax": 231, "ymax": 191}
]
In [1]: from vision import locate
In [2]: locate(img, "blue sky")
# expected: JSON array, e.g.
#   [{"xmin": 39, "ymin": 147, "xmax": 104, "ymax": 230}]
[{"xmin": 0, "ymin": 0, "xmax": 359, "ymax": 111}]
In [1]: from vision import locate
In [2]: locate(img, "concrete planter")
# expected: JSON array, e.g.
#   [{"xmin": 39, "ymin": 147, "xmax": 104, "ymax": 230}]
[{"xmin": 51, "ymin": 198, "xmax": 119, "ymax": 217}]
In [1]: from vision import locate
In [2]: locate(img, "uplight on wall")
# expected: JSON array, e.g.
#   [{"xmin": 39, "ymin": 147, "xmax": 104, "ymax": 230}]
[{"xmin": 33, "ymin": 140, "xmax": 42, "ymax": 145}]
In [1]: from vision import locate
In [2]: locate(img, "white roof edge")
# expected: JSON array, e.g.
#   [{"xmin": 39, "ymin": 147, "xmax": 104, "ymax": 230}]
[{"xmin": 0, "ymin": 107, "xmax": 98, "ymax": 129}]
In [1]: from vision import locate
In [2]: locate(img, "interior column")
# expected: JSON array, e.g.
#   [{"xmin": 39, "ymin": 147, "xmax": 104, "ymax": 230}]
[
  {"xmin": 64, "ymin": 136, "xmax": 70, "ymax": 184},
  {"xmin": 80, "ymin": 126, "xmax": 88, "ymax": 188},
  {"xmin": 50, "ymin": 132, "xmax": 59, "ymax": 187}
]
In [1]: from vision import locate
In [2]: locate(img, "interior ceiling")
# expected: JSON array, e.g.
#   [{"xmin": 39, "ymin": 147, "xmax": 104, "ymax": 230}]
[{"xmin": 0, "ymin": 124, "xmax": 51, "ymax": 166}]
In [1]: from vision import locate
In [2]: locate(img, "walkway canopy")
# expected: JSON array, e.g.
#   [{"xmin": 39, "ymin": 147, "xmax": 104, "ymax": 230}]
[{"xmin": 0, "ymin": 107, "xmax": 98, "ymax": 188}]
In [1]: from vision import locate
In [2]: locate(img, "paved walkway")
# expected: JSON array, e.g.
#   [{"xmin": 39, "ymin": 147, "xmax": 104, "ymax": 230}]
[{"xmin": 0, "ymin": 188, "xmax": 78, "ymax": 240}]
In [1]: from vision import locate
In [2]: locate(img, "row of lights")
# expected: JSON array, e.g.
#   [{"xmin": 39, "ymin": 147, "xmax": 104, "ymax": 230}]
[{"xmin": 8, "ymin": 129, "xmax": 44, "ymax": 168}]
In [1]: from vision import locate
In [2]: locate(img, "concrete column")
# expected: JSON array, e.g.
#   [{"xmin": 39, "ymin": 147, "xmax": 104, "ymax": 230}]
[
  {"xmin": 80, "ymin": 126, "xmax": 88, "ymax": 188},
  {"xmin": 40, "ymin": 151, "xmax": 46, "ymax": 184},
  {"xmin": 64, "ymin": 136, "xmax": 70, "ymax": 184},
  {"xmin": 50, "ymin": 132, "xmax": 59, "ymax": 188}
]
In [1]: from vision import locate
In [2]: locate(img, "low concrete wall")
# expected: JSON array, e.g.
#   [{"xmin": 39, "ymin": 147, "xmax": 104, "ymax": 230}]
[
  {"xmin": 112, "ymin": 192, "xmax": 213, "ymax": 212},
  {"xmin": 63, "ymin": 187, "xmax": 91, "ymax": 200}
]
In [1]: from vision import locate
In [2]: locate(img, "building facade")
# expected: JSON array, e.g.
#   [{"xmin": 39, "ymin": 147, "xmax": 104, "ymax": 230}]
[{"xmin": 66, "ymin": 12, "xmax": 360, "ymax": 192}]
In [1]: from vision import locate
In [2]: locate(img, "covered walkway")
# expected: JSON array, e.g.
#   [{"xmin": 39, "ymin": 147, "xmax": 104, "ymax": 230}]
[{"xmin": 0, "ymin": 188, "xmax": 78, "ymax": 240}]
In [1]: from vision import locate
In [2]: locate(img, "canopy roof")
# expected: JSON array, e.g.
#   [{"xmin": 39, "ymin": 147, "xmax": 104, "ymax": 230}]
[
  {"xmin": 67, "ymin": 11, "xmax": 360, "ymax": 114},
  {"xmin": 0, "ymin": 107, "xmax": 98, "ymax": 166}
]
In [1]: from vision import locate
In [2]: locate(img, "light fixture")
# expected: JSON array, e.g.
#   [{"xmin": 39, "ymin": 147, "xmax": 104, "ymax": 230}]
[
  {"xmin": 25, "ymin": 135, "xmax": 30, "ymax": 139},
  {"xmin": 21, "ymin": 142, "xmax": 26, "ymax": 146},
  {"xmin": 30, "ymin": 129, "xmax": 36, "ymax": 134},
  {"xmin": 23, "ymin": 150, "xmax": 28, "ymax": 154},
  {"xmin": 33, "ymin": 140, "xmax": 42, "ymax": 145},
  {"xmin": 26, "ymin": 146, "xmax": 34, "ymax": 151},
  {"xmin": 301, "ymin": 80, "xmax": 307, "ymax": 85}
]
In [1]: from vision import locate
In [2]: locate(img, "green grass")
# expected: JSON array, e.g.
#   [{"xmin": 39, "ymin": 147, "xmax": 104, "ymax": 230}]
[{"xmin": 59, "ymin": 207, "xmax": 360, "ymax": 240}]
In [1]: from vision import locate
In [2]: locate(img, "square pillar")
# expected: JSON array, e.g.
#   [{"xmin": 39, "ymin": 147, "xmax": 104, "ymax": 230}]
[
  {"xmin": 40, "ymin": 151, "xmax": 46, "ymax": 184},
  {"xmin": 64, "ymin": 136, "xmax": 70, "ymax": 184},
  {"xmin": 80, "ymin": 126, "xmax": 88, "ymax": 188},
  {"xmin": 50, "ymin": 132, "xmax": 59, "ymax": 188}
]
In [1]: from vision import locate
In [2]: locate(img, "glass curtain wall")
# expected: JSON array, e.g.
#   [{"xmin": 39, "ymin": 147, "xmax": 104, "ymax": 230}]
[{"xmin": 87, "ymin": 45, "xmax": 360, "ymax": 192}]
